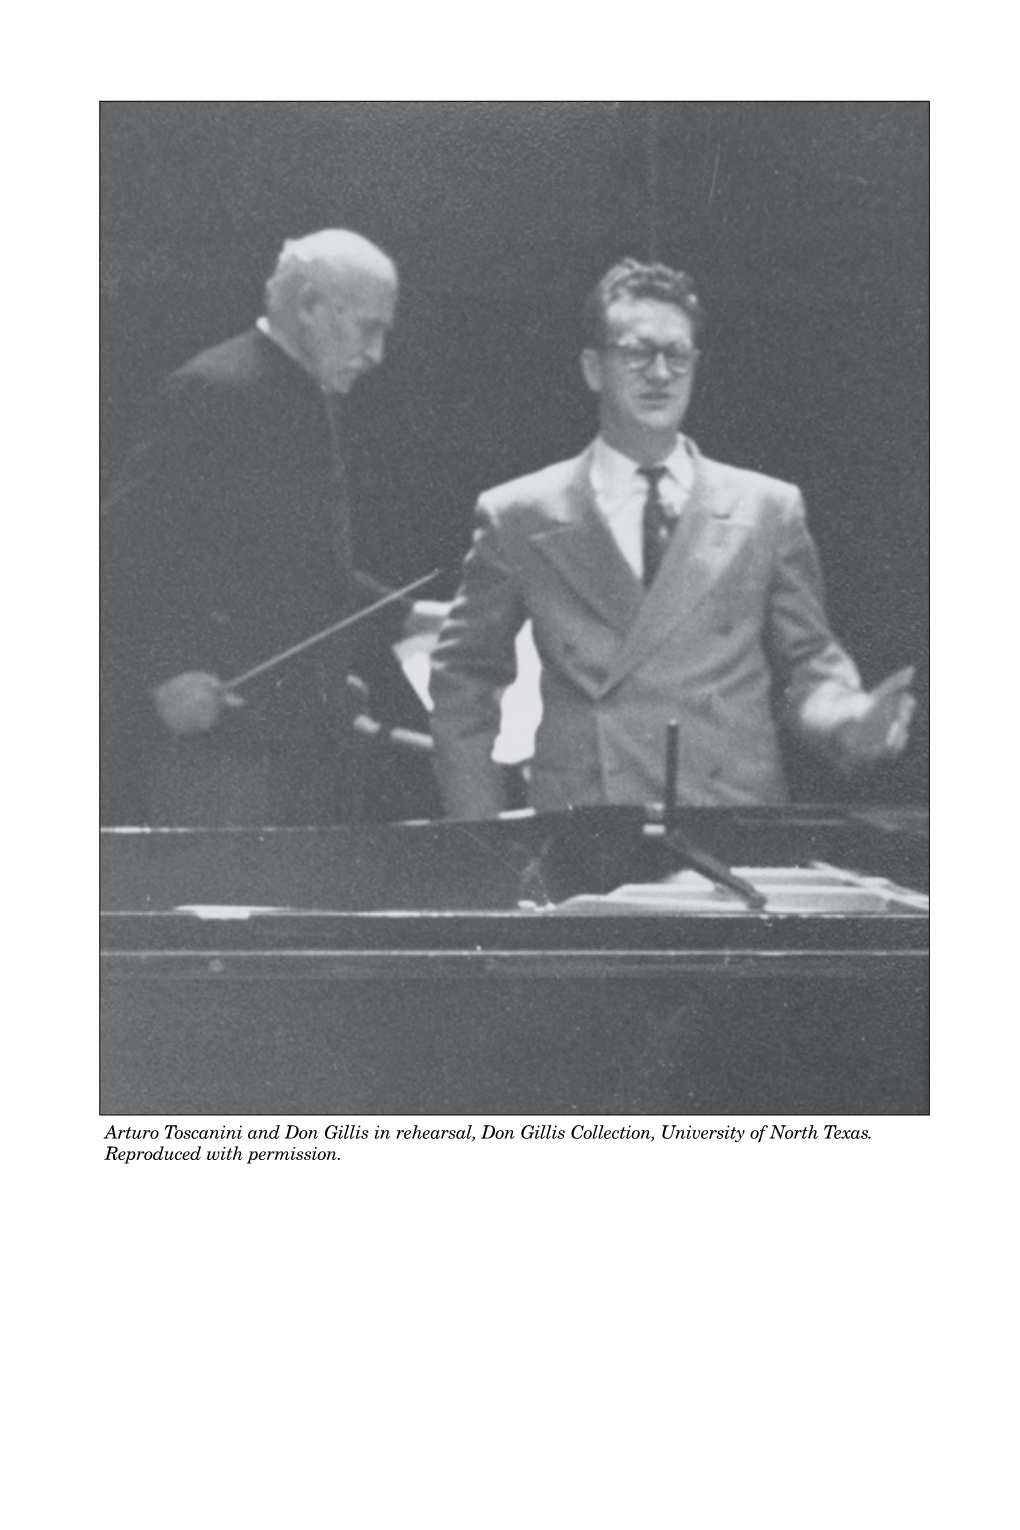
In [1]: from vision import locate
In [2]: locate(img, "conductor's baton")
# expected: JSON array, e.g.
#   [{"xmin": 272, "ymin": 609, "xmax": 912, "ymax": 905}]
[{"xmin": 220, "ymin": 569, "xmax": 442, "ymax": 692}]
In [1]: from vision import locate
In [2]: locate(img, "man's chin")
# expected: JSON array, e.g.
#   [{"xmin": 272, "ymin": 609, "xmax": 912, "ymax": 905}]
[{"xmin": 634, "ymin": 404, "xmax": 682, "ymax": 429}]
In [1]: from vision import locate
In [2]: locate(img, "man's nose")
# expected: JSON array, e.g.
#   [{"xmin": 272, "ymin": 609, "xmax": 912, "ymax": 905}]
[
  {"xmin": 646, "ymin": 349, "xmax": 672, "ymax": 381},
  {"xmin": 364, "ymin": 333, "xmax": 386, "ymax": 366}
]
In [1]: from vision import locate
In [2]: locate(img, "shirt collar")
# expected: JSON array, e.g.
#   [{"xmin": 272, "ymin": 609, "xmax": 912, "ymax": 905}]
[
  {"xmin": 591, "ymin": 435, "xmax": 695, "ymax": 505},
  {"xmin": 256, "ymin": 315, "xmax": 318, "ymax": 381}
]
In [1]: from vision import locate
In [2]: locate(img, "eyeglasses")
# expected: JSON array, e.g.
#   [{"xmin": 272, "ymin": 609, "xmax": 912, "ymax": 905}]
[{"xmin": 604, "ymin": 342, "xmax": 699, "ymax": 376}]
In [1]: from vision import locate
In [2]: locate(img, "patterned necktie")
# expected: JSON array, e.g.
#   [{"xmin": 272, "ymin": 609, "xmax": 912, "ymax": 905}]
[{"xmin": 639, "ymin": 466, "xmax": 672, "ymax": 588}]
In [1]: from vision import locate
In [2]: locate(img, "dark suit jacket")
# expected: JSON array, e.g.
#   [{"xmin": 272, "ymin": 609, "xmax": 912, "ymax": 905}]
[
  {"xmin": 101, "ymin": 329, "xmax": 359, "ymax": 821},
  {"xmin": 430, "ymin": 440, "xmax": 867, "ymax": 818}
]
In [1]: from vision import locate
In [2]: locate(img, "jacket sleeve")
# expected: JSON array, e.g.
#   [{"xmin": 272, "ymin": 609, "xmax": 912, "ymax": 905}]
[
  {"xmin": 102, "ymin": 371, "xmax": 231, "ymax": 699},
  {"xmin": 765, "ymin": 493, "xmax": 871, "ymax": 756},
  {"xmin": 429, "ymin": 500, "xmax": 527, "ymax": 819}
]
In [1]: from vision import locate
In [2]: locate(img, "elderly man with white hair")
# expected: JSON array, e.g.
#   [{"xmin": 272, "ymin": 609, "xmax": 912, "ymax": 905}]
[{"xmin": 102, "ymin": 229, "xmax": 405, "ymax": 826}]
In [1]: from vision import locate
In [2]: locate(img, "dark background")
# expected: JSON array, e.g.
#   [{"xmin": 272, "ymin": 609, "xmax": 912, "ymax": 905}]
[{"xmin": 101, "ymin": 101, "xmax": 928, "ymax": 802}]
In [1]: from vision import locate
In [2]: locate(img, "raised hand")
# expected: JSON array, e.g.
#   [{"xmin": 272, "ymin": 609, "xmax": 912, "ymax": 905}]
[{"xmin": 836, "ymin": 665, "xmax": 916, "ymax": 765}]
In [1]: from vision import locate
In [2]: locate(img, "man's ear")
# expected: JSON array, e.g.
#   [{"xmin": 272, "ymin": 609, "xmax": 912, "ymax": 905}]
[
  {"xmin": 297, "ymin": 282, "xmax": 329, "ymax": 326},
  {"xmin": 580, "ymin": 348, "xmax": 602, "ymax": 394}
]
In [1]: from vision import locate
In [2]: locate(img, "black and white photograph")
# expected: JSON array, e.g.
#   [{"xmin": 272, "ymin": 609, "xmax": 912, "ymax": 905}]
[
  {"xmin": 99, "ymin": 100, "xmax": 928, "ymax": 1118},
  {"xmin": 14, "ymin": 59, "xmax": 1014, "ymax": 1530}
]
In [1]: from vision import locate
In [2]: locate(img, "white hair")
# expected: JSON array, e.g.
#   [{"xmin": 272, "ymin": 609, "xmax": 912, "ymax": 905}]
[{"xmin": 265, "ymin": 229, "xmax": 397, "ymax": 328}]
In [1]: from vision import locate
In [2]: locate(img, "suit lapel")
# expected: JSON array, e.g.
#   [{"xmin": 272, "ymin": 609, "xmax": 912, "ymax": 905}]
[
  {"xmin": 605, "ymin": 446, "xmax": 739, "ymax": 686},
  {"xmin": 529, "ymin": 452, "xmax": 643, "ymax": 637}
]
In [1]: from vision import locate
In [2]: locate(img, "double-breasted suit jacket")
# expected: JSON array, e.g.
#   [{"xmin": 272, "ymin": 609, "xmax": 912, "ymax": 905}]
[{"xmin": 429, "ymin": 440, "xmax": 866, "ymax": 819}]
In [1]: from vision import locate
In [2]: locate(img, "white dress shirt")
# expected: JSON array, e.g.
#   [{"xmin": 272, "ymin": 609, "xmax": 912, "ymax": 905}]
[{"xmin": 589, "ymin": 436, "xmax": 696, "ymax": 582}]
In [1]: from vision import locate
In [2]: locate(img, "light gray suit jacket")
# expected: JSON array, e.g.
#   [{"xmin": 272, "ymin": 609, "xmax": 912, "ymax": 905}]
[{"xmin": 429, "ymin": 440, "xmax": 865, "ymax": 819}]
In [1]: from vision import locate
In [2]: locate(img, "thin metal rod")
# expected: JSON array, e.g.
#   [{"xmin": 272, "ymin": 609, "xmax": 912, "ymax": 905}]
[
  {"xmin": 666, "ymin": 831, "xmax": 768, "ymax": 913},
  {"xmin": 221, "ymin": 570, "xmax": 442, "ymax": 691}
]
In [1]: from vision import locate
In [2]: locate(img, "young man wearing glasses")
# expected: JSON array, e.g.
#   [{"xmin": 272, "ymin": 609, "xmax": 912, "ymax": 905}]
[{"xmin": 429, "ymin": 259, "xmax": 915, "ymax": 820}]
